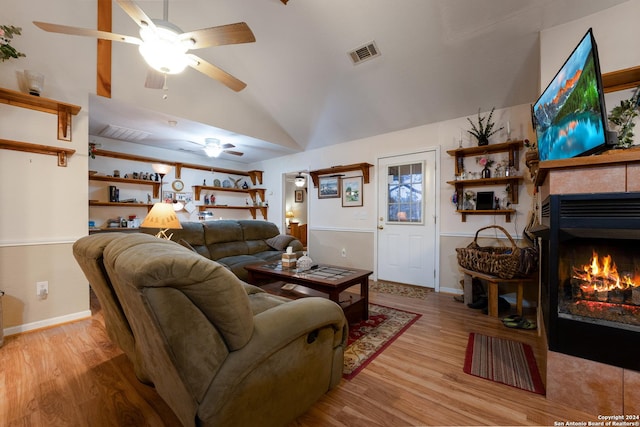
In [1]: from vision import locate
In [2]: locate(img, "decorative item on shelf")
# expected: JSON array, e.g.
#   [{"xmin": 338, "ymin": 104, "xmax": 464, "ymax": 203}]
[
  {"xmin": 467, "ymin": 107, "xmax": 503, "ymax": 146},
  {"xmin": 140, "ymin": 202, "xmax": 183, "ymax": 240},
  {"xmin": 23, "ymin": 70, "xmax": 44, "ymax": 96},
  {"xmin": 463, "ymin": 190, "xmax": 476, "ymax": 211},
  {"xmin": 608, "ymin": 85, "xmax": 640, "ymax": 149},
  {"xmin": 242, "ymin": 181, "xmax": 249, "ymax": 189},
  {"xmin": 229, "ymin": 176, "xmax": 242, "ymax": 188},
  {"xmin": 0, "ymin": 25, "xmax": 25, "ymax": 62},
  {"xmin": 476, "ymin": 156, "xmax": 494, "ymax": 179},
  {"xmin": 296, "ymin": 252, "xmax": 313, "ymax": 272},
  {"xmin": 89, "ymin": 142, "xmax": 97, "ymax": 159}
]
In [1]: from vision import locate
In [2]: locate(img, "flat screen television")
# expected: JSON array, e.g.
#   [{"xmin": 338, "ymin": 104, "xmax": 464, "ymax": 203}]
[{"xmin": 532, "ymin": 28, "xmax": 610, "ymax": 161}]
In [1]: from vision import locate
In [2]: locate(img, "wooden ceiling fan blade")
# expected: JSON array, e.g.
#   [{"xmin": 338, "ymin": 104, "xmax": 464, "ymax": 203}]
[
  {"xmin": 187, "ymin": 54, "xmax": 247, "ymax": 92},
  {"xmin": 33, "ymin": 21, "xmax": 142, "ymax": 44},
  {"xmin": 180, "ymin": 22, "xmax": 256, "ymax": 49},
  {"xmin": 224, "ymin": 150, "xmax": 244, "ymax": 156},
  {"xmin": 116, "ymin": 0, "xmax": 157, "ymax": 30}
]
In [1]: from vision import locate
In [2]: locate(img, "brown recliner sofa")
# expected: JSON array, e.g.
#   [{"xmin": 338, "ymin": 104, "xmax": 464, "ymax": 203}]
[
  {"xmin": 141, "ymin": 219, "xmax": 303, "ymax": 281},
  {"xmin": 74, "ymin": 233, "xmax": 347, "ymax": 427}
]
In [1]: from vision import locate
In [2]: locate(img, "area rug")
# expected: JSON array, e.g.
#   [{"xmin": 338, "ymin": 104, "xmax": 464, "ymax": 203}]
[
  {"xmin": 463, "ymin": 333, "xmax": 545, "ymax": 395},
  {"xmin": 343, "ymin": 304, "xmax": 421, "ymax": 379},
  {"xmin": 369, "ymin": 280, "xmax": 430, "ymax": 299}
]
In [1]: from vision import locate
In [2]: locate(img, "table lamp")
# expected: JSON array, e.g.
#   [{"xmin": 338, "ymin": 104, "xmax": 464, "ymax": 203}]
[
  {"xmin": 286, "ymin": 210, "xmax": 294, "ymax": 226},
  {"xmin": 141, "ymin": 202, "xmax": 182, "ymax": 239}
]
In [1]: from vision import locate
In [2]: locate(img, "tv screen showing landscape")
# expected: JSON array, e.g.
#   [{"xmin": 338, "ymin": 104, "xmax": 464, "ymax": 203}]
[{"xmin": 533, "ymin": 29, "xmax": 608, "ymax": 161}]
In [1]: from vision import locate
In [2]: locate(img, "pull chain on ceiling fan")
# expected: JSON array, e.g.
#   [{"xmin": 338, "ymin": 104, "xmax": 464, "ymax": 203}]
[{"xmin": 33, "ymin": 0, "xmax": 255, "ymax": 91}]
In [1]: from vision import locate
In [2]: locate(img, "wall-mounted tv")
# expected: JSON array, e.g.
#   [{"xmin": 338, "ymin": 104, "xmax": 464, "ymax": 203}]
[{"xmin": 532, "ymin": 28, "xmax": 610, "ymax": 161}]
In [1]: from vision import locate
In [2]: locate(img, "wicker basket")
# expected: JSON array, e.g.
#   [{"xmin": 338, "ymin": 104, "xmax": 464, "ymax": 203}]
[{"xmin": 456, "ymin": 225, "xmax": 536, "ymax": 279}]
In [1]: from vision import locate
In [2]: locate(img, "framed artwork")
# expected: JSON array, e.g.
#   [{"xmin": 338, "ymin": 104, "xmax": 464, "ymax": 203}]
[
  {"xmin": 295, "ymin": 189, "xmax": 304, "ymax": 203},
  {"xmin": 162, "ymin": 191, "xmax": 175, "ymax": 202},
  {"xmin": 342, "ymin": 176, "xmax": 363, "ymax": 207},
  {"xmin": 318, "ymin": 176, "xmax": 341, "ymax": 199}
]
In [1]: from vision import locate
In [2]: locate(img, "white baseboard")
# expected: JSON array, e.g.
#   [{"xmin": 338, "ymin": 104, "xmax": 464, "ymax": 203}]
[
  {"xmin": 438, "ymin": 286, "xmax": 463, "ymax": 295},
  {"xmin": 3, "ymin": 310, "xmax": 92, "ymax": 337}
]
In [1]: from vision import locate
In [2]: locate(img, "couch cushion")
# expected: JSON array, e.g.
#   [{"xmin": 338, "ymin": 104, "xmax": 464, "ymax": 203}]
[
  {"xmin": 238, "ymin": 220, "xmax": 280, "ymax": 240},
  {"xmin": 265, "ymin": 235, "xmax": 296, "ymax": 251}
]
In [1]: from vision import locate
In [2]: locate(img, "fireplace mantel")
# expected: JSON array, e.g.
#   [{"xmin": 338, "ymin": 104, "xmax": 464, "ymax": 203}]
[{"xmin": 536, "ymin": 148, "xmax": 640, "ymax": 201}]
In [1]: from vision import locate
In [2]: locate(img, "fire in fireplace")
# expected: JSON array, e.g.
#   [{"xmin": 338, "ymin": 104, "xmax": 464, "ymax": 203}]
[
  {"xmin": 564, "ymin": 250, "xmax": 640, "ymax": 330},
  {"xmin": 538, "ymin": 192, "xmax": 640, "ymax": 370}
]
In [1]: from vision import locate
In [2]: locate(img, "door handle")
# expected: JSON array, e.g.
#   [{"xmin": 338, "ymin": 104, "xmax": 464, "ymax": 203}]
[{"xmin": 378, "ymin": 225, "xmax": 384, "ymax": 230}]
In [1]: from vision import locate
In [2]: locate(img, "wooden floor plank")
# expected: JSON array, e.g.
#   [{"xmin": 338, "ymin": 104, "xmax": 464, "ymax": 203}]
[{"xmin": 0, "ymin": 288, "xmax": 597, "ymax": 426}]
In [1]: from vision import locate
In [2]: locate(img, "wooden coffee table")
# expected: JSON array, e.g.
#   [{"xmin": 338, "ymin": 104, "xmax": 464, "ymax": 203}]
[{"xmin": 245, "ymin": 262, "xmax": 373, "ymax": 323}]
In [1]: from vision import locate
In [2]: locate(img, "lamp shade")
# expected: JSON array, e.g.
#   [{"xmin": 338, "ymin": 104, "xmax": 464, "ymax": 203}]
[
  {"xmin": 286, "ymin": 211, "xmax": 295, "ymax": 218},
  {"xmin": 141, "ymin": 203, "xmax": 182, "ymax": 230},
  {"xmin": 152, "ymin": 163, "xmax": 173, "ymax": 175}
]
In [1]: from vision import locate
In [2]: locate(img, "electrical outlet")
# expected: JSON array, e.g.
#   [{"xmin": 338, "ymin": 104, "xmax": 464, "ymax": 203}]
[
  {"xmin": 36, "ymin": 281, "xmax": 48, "ymax": 299},
  {"xmin": 341, "ymin": 248, "xmax": 347, "ymax": 257}
]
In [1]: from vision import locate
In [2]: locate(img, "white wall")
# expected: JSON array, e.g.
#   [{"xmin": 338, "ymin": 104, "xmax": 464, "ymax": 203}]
[
  {"xmin": 1, "ymin": 0, "xmax": 96, "ymax": 332},
  {"xmin": 254, "ymin": 103, "xmax": 537, "ymax": 294}
]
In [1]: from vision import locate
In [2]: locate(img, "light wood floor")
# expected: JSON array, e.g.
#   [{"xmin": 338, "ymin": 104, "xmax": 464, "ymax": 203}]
[{"xmin": 0, "ymin": 289, "xmax": 595, "ymax": 426}]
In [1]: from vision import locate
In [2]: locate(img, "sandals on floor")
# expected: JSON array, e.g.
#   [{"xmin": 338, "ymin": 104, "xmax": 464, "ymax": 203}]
[
  {"xmin": 501, "ymin": 314, "xmax": 522, "ymax": 323},
  {"xmin": 503, "ymin": 317, "xmax": 537, "ymax": 330}
]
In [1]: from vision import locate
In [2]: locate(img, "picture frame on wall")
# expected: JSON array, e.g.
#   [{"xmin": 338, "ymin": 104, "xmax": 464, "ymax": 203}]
[
  {"xmin": 341, "ymin": 176, "xmax": 363, "ymax": 207},
  {"xmin": 318, "ymin": 176, "xmax": 341, "ymax": 199},
  {"xmin": 295, "ymin": 189, "xmax": 304, "ymax": 203}
]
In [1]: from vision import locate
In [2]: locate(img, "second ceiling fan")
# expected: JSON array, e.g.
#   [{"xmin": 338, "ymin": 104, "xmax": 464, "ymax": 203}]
[{"xmin": 34, "ymin": 0, "xmax": 255, "ymax": 91}]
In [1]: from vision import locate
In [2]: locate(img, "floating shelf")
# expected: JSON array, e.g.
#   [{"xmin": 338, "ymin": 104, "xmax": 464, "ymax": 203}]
[
  {"xmin": 309, "ymin": 162, "xmax": 373, "ymax": 187},
  {"xmin": 89, "ymin": 201, "xmax": 154, "ymax": 211},
  {"xmin": 198, "ymin": 205, "xmax": 268, "ymax": 220},
  {"xmin": 0, "ymin": 87, "xmax": 81, "ymax": 141},
  {"xmin": 456, "ymin": 209, "xmax": 517, "ymax": 223},
  {"xmin": 89, "ymin": 173, "xmax": 161, "ymax": 198},
  {"xmin": 1, "ymin": 138, "xmax": 75, "ymax": 167},
  {"xmin": 93, "ymin": 150, "xmax": 263, "ymax": 184}
]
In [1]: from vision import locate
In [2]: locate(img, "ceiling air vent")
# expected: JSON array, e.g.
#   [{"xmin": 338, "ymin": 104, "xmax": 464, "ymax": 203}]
[
  {"xmin": 98, "ymin": 124, "xmax": 151, "ymax": 141},
  {"xmin": 348, "ymin": 41, "xmax": 380, "ymax": 65}
]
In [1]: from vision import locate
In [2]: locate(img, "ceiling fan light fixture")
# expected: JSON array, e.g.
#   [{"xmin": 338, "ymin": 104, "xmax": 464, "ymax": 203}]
[
  {"xmin": 204, "ymin": 138, "xmax": 223, "ymax": 157},
  {"xmin": 139, "ymin": 24, "xmax": 189, "ymax": 74},
  {"xmin": 294, "ymin": 173, "xmax": 306, "ymax": 187}
]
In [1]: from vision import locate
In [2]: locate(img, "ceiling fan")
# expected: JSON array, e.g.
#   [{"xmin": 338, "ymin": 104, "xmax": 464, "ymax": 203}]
[
  {"xmin": 187, "ymin": 138, "xmax": 243, "ymax": 157},
  {"xmin": 33, "ymin": 0, "xmax": 255, "ymax": 91}
]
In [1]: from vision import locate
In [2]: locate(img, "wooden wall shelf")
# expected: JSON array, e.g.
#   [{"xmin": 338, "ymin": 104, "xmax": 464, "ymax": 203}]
[
  {"xmin": 1, "ymin": 138, "xmax": 75, "ymax": 167},
  {"xmin": 198, "ymin": 205, "xmax": 268, "ymax": 220},
  {"xmin": 89, "ymin": 173, "xmax": 161, "ymax": 198},
  {"xmin": 93, "ymin": 149, "xmax": 262, "ymax": 183},
  {"xmin": 0, "ymin": 87, "xmax": 81, "ymax": 141},
  {"xmin": 602, "ymin": 65, "xmax": 640, "ymax": 93},
  {"xmin": 309, "ymin": 162, "xmax": 373, "ymax": 187}
]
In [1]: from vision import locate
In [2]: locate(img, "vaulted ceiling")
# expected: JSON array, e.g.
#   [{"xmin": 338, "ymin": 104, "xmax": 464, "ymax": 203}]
[{"xmin": 83, "ymin": 0, "xmax": 628, "ymax": 163}]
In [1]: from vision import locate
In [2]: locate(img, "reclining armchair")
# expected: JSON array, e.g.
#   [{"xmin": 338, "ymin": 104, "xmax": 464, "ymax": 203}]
[{"xmin": 95, "ymin": 233, "xmax": 346, "ymax": 427}]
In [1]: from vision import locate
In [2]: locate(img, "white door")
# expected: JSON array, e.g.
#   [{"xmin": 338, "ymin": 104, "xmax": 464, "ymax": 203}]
[{"xmin": 377, "ymin": 150, "xmax": 438, "ymax": 288}]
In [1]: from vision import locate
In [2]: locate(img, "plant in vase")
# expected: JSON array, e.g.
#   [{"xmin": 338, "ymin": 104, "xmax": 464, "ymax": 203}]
[
  {"xmin": 467, "ymin": 107, "xmax": 504, "ymax": 146},
  {"xmin": 476, "ymin": 156, "xmax": 494, "ymax": 178},
  {"xmin": 608, "ymin": 85, "xmax": 640, "ymax": 149}
]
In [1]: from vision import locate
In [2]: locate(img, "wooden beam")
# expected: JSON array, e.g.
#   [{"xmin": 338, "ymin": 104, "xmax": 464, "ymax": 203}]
[
  {"xmin": 602, "ymin": 65, "xmax": 640, "ymax": 93},
  {"xmin": 97, "ymin": 0, "xmax": 112, "ymax": 98}
]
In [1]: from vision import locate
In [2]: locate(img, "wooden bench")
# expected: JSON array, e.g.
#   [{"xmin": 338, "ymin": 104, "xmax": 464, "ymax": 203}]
[{"xmin": 460, "ymin": 267, "xmax": 538, "ymax": 317}]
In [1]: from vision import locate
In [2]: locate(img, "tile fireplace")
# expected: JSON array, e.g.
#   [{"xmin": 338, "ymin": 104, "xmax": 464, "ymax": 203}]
[{"xmin": 539, "ymin": 192, "xmax": 640, "ymax": 370}]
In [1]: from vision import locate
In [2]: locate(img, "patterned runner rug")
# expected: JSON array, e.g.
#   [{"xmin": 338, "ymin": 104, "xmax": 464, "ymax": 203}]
[
  {"xmin": 369, "ymin": 281, "xmax": 431, "ymax": 299},
  {"xmin": 343, "ymin": 304, "xmax": 421, "ymax": 379},
  {"xmin": 463, "ymin": 333, "xmax": 545, "ymax": 394}
]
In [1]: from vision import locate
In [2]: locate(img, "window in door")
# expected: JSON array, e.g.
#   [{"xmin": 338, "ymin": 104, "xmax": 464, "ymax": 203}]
[{"xmin": 386, "ymin": 162, "xmax": 424, "ymax": 224}]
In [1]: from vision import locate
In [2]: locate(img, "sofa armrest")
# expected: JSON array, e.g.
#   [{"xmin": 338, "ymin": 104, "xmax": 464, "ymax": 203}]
[{"xmin": 213, "ymin": 297, "xmax": 345, "ymax": 379}]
